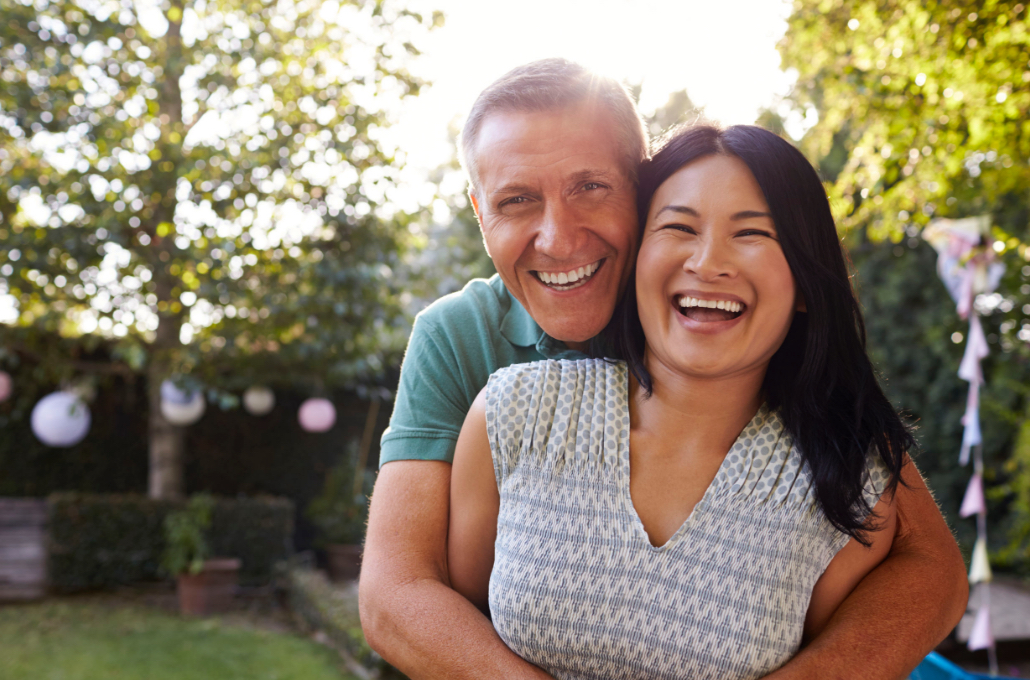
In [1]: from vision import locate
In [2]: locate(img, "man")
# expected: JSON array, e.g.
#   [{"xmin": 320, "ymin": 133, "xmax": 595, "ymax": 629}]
[{"xmin": 360, "ymin": 59, "xmax": 968, "ymax": 679}]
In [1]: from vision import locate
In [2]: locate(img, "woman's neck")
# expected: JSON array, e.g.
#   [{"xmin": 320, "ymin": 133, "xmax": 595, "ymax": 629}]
[{"xmin": 629, "ymin": 351, "xmax": 766, "ymax": 457}]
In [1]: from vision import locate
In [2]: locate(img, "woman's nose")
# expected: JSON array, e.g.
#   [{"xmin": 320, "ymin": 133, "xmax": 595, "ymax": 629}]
[{"xmin": 684, "ymin": 238, "xmax": 734, "ymax": 280}]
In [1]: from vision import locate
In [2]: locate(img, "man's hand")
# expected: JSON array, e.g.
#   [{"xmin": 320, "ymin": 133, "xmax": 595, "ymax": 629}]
[
  {"xmin": 764, "ymin": 459, "xmax": 969, "ymax": 680},
  {"xmin": 359, "ymin": 460, "xmax": 554, "ymax": 680}
]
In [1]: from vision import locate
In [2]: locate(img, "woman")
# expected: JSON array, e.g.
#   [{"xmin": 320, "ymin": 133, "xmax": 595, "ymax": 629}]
[{"xmin": 447, "ymin": 125, "xmax": 912, "ymax": 680}]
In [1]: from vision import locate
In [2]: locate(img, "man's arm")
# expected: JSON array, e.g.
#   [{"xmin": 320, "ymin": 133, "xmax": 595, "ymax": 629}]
[
  {"xmin": 765, "ymin": 459, "xmax": 969, "ymax": 680},
  {"xmin": 359, "ymin": 460, "xmax": 552, "ymax": 679}
]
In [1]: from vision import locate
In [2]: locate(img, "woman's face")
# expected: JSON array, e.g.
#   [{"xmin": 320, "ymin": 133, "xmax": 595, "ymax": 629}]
[{"xmin": 636, "ymin": 153, "xmax": 800, "ymax": 384}]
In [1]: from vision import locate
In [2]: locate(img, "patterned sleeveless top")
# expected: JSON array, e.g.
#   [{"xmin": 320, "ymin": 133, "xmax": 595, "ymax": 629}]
[{"xmin": 483, "ymin": 359, "xmax": 889, "ymax": 680}]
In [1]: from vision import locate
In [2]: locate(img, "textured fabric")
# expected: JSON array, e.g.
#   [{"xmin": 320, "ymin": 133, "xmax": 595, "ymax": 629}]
[
  {"xmin": 379, "ymin": 275, "xmax": 586, "ymax": 466},
  {"xmin": 484, "ymin": 358, "xmax": 889, "ymax": 680}
]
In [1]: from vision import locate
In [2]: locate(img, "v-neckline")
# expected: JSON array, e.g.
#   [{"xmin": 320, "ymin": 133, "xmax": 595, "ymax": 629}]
[{"xmin": 616, "ymin": 373, "xmax": 767, "ymax": 552}]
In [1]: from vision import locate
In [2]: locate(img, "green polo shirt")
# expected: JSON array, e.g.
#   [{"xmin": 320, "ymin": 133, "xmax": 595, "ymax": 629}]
[{"xmin": 379, "ymin": 275, "xmax": 588, "ymax": 465}]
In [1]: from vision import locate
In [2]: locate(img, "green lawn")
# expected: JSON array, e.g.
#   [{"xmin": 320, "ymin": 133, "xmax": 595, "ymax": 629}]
[{"xmin": 0, "ymin": 598, "xmax": 354, "ymax": 680}]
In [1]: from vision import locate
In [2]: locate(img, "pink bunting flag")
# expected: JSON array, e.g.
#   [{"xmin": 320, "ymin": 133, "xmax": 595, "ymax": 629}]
[
  {"xmin": 967, "ymin": 603, "xmax": 994, "ymax": 651},
  {"xmin": 960, "ymin": 474, "xmax": 985, "ymax": 518},
  {"xmin": 958, "ymin": 315, "xmax": 989, "ymax": 384}
]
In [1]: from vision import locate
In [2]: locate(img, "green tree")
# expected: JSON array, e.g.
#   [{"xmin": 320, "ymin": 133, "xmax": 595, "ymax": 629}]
[
  {"xmin": 0, "ymin": 0, "xmax": 441, "ymax": 498},
  {"xmin": 780, "ymin": 0, "xmax": 1030, "ymax": 568}
]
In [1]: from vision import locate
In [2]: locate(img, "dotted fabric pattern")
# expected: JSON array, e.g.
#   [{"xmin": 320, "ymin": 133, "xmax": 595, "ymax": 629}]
[{"xmin": 483, "ymin": 358, "xmax": 889, "ymax": 680}]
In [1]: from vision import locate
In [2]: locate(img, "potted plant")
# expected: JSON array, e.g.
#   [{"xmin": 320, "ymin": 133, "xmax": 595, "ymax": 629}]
[
  {"xmin": 163, "ymin": 493, "xmax": 241, "ymax": 616},
  {"xmin": 307, "ymin": 447, "xmax": 370, "ymax": 582}
]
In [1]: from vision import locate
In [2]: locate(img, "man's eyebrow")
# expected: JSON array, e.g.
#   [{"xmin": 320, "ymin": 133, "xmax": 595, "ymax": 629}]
[
  {"xmin": 654, "ymin": 205, "xmax": 700, "ymax": 219},
  {"xmin": 491, "ymin": 182, "xmax": 536, "ymax": 197},
  {"xmin": 567, "ymin": 169, "xmax": 617, "ymax": 184}
]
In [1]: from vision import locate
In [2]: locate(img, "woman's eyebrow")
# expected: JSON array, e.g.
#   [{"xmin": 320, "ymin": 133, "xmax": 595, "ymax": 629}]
[
  {"xmin": 731, "ymin": 210, "xmax": 772, "ymax": 220},
  {"xmin": 654, "ymin": 205, "xmax": 700, "ymax": 219}
]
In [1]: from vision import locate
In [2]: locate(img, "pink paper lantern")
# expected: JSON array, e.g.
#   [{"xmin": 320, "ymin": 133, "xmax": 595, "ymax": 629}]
[
  {"xmin": 299, "ymin": 398, "xmax": 336, "ymax": 433},
  {"xmin": 0, "ymin": 371, "xmax": 11, "ymax": 403},
  {"xmin": 960, "ymin": 474, "xmax": 985, "ymax": 518}
]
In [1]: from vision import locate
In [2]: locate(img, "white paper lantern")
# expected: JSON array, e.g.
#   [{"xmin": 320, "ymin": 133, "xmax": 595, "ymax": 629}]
[
  {"xmin": 160, "ymin": 380, "xmax": 206, "ymax": 426},
  {"xmin": 0, "ymin": 371, "xmax": 11, "ymax": 403},
  {"xmin": 299, "ymin": 398, "xmax": 335, "ymax": 432},
  {"xmin": 243, "ymin": 386, "xmax": 275, "ymax": 416},
  {"xmin": 31, "ymin": 391, "xmax": 91, "ymax": 447}
]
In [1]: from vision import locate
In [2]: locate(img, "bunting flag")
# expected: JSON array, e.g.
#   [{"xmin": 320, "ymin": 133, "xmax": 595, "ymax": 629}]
[
  {"xmin": 969, "ymin": 538, "xmax": 993, "ymax": 584},
  {"xmin": 959, "ymin": 474, "xmax": 985, "ymax": 518},
  {"xmin": 967, "ymin": 600, "xmax": 994, "ymax": 651},
  {"xmin": 924, "ymin": 216, "xmax": 1002, "ymax": 666}
]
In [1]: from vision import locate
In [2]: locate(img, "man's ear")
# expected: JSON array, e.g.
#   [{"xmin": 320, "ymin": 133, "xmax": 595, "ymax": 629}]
[{"xmin": 469, "ymin": 189, "xmax": 482, "ymax": 226}]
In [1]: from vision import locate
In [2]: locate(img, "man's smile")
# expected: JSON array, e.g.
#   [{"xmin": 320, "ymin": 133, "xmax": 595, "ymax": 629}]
[{"xmin": 531, "ymin": 258, "xmax": 605, "ymax": 291}]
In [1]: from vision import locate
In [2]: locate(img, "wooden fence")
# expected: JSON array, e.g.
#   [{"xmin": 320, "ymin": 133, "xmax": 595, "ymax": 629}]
[{"xmin": 0, "ymin": 498, "xmax": 47, "ymax": 600}]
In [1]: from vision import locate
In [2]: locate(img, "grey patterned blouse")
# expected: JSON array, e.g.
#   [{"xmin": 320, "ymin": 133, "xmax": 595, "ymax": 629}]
[{"xmin": 483, "ymin": 358, "xmax": 888, "ymax": 680}]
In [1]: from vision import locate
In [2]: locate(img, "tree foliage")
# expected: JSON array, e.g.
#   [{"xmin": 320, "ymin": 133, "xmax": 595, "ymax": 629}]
[
  {"xmin": 780, "ymin": 0, "xmax": 1030, "ymax": 569},
  {"xmin": 0, "ymin": 0, "xmax": 443, "ymax": 496},
  {"xmin": 0, "ymin": 0, "xmax": 440, "ymax": 389}
]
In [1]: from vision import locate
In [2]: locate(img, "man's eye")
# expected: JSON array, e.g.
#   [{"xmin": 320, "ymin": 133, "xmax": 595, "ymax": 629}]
[
  {"xmin": 500, "ymin": 196, "xmax": 529, "ymax": 207},
  {"xmin": 582, "ymin": 182, "xmax": 606, "ymax": 191}
]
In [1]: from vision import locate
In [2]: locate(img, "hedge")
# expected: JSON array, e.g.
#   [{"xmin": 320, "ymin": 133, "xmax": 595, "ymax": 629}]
[{"xmin": 47, "ymin": 493, "xmax": 294, "ymax": 592}]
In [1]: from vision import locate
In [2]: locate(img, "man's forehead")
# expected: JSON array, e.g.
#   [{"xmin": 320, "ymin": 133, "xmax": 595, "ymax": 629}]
[{"xmin": 475, "ymin": 106, "xmax": 631, "ymax": 190}]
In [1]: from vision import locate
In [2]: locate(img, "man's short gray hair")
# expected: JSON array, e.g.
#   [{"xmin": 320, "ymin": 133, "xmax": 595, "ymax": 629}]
[{"xmin": 459, "ymin": 58, "xmax": 649, "ymax": 195}]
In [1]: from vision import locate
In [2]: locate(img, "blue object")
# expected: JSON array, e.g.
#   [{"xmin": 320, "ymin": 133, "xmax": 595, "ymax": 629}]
[{"xmin": 910, "ymin": 652, "xmax": 1010, "ymax": 680}]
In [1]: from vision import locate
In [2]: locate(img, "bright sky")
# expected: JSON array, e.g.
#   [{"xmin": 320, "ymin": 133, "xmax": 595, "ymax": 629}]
[{"xmin": 391, "ymin": 0, "xmax": 799, "ymax": 181}]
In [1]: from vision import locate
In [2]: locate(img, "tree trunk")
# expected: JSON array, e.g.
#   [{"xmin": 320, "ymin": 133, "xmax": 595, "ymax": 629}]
[
  {"xmin": 148, "ymin": 358, "xmax": 184, "ymax": 499},
  {"xmin": 148, "ymin": 0, "xmax": 186, "ymax": 500}
]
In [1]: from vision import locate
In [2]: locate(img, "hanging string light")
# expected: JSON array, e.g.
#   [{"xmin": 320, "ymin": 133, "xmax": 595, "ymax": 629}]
[{"xmin": 924, "ymin": 216, "xmax": 1004, "ymax": 675}]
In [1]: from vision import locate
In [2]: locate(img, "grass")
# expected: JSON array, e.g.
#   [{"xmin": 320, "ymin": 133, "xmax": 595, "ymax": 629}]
[{"xmin": 0, "ymin": 597, "xmax": 355, "ymax": 680}]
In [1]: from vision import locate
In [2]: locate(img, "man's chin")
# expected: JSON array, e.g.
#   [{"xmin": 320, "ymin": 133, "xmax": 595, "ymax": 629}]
[{"xmin": 538, "ymin": 317, "xmax": 611, "ymax": 347}]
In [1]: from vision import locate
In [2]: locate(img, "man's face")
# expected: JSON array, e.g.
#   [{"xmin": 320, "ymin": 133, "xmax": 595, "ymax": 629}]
[{"xmin": 470, "ymin": 103, "xmax": 638, "ymax": 346}]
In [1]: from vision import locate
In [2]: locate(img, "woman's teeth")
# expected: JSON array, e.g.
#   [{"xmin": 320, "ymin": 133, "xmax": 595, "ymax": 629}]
[
  {"xmin": 535, "ymin": 261, "xmax": 601, "ymax": 290},
  {"xmin": 677, "ymin": 296, "xmax": 744, "ymax": 314}
]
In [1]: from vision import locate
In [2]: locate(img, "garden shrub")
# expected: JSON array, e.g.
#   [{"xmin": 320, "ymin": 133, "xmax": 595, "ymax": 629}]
[{"xmin": 48, "ymin": 493, "xmax": 293, "ymax": 591}]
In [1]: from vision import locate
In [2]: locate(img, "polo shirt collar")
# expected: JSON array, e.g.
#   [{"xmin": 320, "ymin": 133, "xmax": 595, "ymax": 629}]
[{"xmin": 500, "ymin": 289, "xmax": 588, "ymax": 361}]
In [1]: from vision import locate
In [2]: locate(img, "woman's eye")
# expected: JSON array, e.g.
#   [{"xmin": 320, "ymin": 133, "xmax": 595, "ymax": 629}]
[
  {"xmin": 660, "ymin": 223, "xmax": 696, "ymax": 234},
  {"xmin": 738, "ymin": 229, "xmax": 774, "ymax": 239}
]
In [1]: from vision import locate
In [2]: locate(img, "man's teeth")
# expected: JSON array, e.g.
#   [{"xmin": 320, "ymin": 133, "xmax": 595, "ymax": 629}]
[
  {"xmin": 677, "ymin": 296, "xmax": 744, "ymax": 313},
  {"xmin": 537, "ymin": 261, "xmax": 599, "ymax": 286}
]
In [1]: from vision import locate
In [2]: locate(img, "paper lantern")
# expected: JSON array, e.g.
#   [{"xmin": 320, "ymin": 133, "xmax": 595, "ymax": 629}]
[
  {"xmin": 968, "ymin": 537, "xmax": 993, "ymax": 584},
  {"xmin": 31, "ymin": 391, "xmax": 91, "ymax": 447},
  {"xmin": 0, "ymin": 371, "xmax": 11, "ymax": 403},
  {"xmin": 243, "ymin": 386, "xmax": 275, "ymax": 416},
  {"xmin": 967, "ymin": 603, "xmax": 994, "ymax": 651},
  {"xmin": 160, "ymin": 380, "xmax": 206, "ymax": 426},
  {"xmin": 299, "ymin": 398, "xmax": 335, "ymax": 432}
]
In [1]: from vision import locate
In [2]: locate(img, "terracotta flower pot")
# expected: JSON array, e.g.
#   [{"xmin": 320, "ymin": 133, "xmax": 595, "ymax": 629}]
[
  {"xmin": 326, "ymin": 544, "xmax": 363, "ymax": 582},
  {"xmin": 176, "ymin": 557, "xmax": 241, "ymax": 616}
]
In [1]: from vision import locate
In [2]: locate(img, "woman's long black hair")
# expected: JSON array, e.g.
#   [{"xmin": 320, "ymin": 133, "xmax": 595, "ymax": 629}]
[{"xmin": 607, "ymin": 124, "xmax": 913, "ymax": 543}]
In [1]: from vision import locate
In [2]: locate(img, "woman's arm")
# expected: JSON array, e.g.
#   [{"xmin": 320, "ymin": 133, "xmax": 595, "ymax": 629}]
[{"xmin": 448, "ymin": 389, "xmax": 501, "ymax": 613}]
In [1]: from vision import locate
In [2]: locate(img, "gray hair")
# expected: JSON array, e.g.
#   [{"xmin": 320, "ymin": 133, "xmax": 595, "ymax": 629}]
[{"xmin": 459, "ymin": 58, "xmax": 649, "ymax": 195}]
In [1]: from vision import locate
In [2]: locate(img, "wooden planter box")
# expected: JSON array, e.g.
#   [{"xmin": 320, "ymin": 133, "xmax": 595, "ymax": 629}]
[
  {"xmin": 176, "ymin": 558, "xmax": 241, "ymax": 616},
  {"xmin": 0, "ymin": 499, "xmax": 47, "ymax": 601},
  {"xmin": 325, "ymin": 544, "xmax": 363, "ymax": 582}
]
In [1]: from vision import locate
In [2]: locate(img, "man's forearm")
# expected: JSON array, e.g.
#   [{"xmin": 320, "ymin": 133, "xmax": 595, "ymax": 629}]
[
  {"xmin": 359, "ymin": 460, "xmax": 553, "ymax": 680},
  {"xmin": 765, "ymin": 462, "xmax": 968, "ymax": 680},
  {"xmin": 360, "ymin": 572, "xmax": 552, "ymax": 679}
]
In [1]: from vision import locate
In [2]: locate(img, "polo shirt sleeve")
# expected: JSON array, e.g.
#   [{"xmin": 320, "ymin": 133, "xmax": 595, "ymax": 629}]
[{"xmin": 378, "ymin": 314, "xmax": 473, "ymax": 465}]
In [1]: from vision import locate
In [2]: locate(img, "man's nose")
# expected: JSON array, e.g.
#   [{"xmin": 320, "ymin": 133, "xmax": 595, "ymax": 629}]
[
  {"xmin": 534, "ymin": 202, "xmax": 585, "ymax": 261},
  {"xmin": 684, "ymin": 237, "xmax": 734, "ymax": 281}
]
